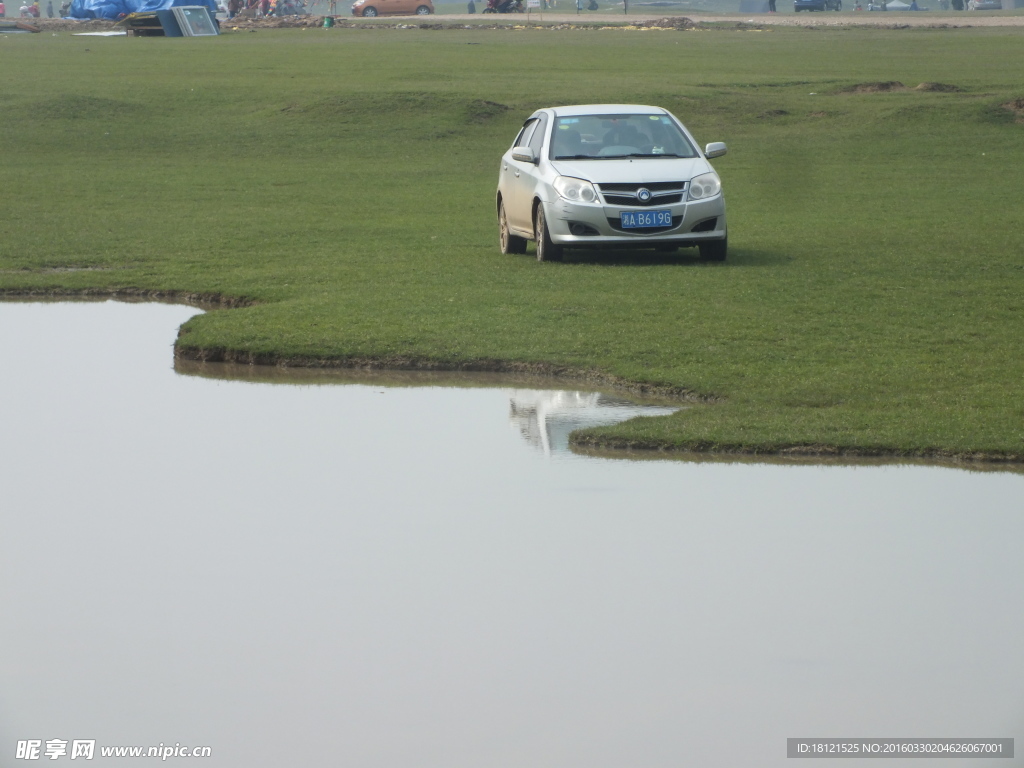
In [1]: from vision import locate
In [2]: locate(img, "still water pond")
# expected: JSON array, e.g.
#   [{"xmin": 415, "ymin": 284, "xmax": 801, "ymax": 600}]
[{"xmin": 1, "ymin": 301, "xmax": 1022, "ymax": 768}]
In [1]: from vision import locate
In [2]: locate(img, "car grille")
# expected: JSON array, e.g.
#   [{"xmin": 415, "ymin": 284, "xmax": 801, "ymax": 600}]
[
  {"xmin": 607, "ymin": 215, "xmax": 684, "ymax": 234},
  {"xmin": 597, "ymin": 181, "xmax": 687, "ymax": 207}
]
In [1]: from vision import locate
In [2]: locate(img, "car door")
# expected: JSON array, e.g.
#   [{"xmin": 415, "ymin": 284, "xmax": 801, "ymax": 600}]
[
  {"xmin": 505, "ymin": 113, "xmax": 548, "ymax": 235},
  {"xmin": 502, "ymin": 118, "xmax": 538, "ymax": 235}
]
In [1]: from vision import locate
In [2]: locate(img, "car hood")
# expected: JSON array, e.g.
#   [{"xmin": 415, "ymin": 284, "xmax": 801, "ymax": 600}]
[{"xmin": 549, "ymin": 156, "xmax": 712, "ymax": 184}]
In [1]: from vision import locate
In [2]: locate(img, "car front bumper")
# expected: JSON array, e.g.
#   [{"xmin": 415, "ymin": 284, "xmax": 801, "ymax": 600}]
[{"xmin": 544, "ymin": 195, "xmax": 726, "ymax": 248}]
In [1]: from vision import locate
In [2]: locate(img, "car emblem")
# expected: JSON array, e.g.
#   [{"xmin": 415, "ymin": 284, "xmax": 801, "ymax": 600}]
[{"xmin": 636, "ymin": 187, "xmax": 652, "ymax": 203}]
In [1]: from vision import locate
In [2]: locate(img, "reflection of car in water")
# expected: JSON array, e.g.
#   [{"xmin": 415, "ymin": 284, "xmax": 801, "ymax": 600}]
[{"xmin": 508, "ymin": 389, "xmax": 678, "ymax": 456}]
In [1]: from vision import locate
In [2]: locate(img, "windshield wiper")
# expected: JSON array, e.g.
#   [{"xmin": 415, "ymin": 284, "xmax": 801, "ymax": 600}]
[{"xmin": 552, "ymin": 154, "xmax": 597, "ymax": 160}]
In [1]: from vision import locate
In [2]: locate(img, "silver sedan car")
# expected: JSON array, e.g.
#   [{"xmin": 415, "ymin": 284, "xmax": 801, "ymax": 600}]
[{"xmin": 496, "ymin": 104, "xmax": 728, "ymax": 262}]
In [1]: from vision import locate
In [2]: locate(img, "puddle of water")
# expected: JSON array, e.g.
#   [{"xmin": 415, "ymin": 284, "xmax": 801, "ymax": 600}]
[{"xmin": 1, "ymin": 301, "xmax": 1023, "ymax": 768}]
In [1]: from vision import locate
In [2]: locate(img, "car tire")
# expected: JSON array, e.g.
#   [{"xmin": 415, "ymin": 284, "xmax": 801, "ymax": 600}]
[
  {"xmin": 415, "ymin": 4, "xmax": 430, "ymax": 11},
  {"xmin": 698, "ymin": 237, "xmax": 727, "ymax": 262},
  {"xmin": 362, "ymin": 5, "xmax": 377, "ymax": 14},
  {"xmin": 499, "ymin": 201, "xmax": 527, "ymax": 255},
  {"xmin": 534, "ymin": 206, "xmax": 563, "ymax": 263}
]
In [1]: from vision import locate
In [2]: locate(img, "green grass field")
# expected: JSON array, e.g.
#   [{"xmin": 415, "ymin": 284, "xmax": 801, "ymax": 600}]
[{"xmin": 2, "ymin": 23, "xmax": 1023, "ymax": 460}]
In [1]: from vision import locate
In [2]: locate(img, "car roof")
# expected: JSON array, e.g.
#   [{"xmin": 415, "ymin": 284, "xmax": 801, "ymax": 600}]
[{"xmin": 542, "ymin": 104, "xmax": 670, "ymax": 118}]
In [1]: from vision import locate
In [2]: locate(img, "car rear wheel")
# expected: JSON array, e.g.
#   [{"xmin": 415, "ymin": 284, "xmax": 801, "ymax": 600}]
[
  {"xmin": 534, "ymin": 206, "xmax": 562, "ymax": 262},
  {"xmin": 499, "ymin": 201, "xmax": 527, "ymax": 255},
  {"xmin": 698, "ymin": 237, "xmax": 727, "ymax": 262},
  {"xmin": 415, "ymin": 4, "xmax": 431, "ymax": 11},
  {"xmin": 362, "ymin": 5, "xmax": 377, "ymax": 14}
]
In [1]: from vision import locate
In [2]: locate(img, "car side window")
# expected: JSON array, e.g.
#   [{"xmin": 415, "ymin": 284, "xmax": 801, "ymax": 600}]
[
  {"xmin": 527, "ymin": 113, "xmax": 548, "ymax": 157},
  {"xmin": 515, "ymin": 119, "xmax": 538, "ymax": 149}
]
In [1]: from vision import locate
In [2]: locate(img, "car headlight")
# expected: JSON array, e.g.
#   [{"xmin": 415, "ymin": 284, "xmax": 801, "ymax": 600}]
[
  {"xmin": 688, "ymin": 172, "xmax": 721, "ymax": 201},
  {"xmin": 553, "ymin": 176, "xmax": 599, "ymax": 204}
]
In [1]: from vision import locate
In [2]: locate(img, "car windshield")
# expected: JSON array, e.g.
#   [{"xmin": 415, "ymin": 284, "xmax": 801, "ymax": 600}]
[{"xmin": 549, "ymin": 113, "xmax": 699, "ymax": 160}]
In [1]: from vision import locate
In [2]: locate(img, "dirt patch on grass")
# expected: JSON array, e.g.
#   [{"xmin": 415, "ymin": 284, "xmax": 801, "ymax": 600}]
[
  {"xmin": 26, "ymin": 18, "xmax": 117, "ymax": 31},
  {"xmin": 1002, "ymin": 98, "xmax": 1024, "ymax": 123},
  {"xmin": 33, "ymin": 11, "xmax": 1024, "ymax": 30},
  {"xmin": 173, "ymin": 344, "xmax": 714, "ymax": 402},
  {"xmin": 224, "ymin": 14, "xmax": 698, "ymax": 30},
  {"xmin": 836, "ymin": 81, "xmax": 963, "ymax": 95},
  {"xmin": 0, "ymin": 266, "xmax": 113, "ymax": 274},
  {"xmin": 758, "ymin": 109, "xmax": 789, "ymax": 118},
  {"xmin": 223, "ymin": 15, "xmax": 522, "ymax": 29},
  {"xmin": 224, "ymin": 13, "xmax": 329, "ymax": 27},
  {"xmin": 915, "ymin": 82, "xmax": 962, "ymax": 92},
  {"xmin": 635, "ymin": 16, "xmax": 696, "ymax": 29},
  {"xmin": 0, "ymin": 287, "xmax": 254, "ymax": 309},
  {"xmin": 466, "ymin": 99, "xmax": 511, "ymax": 122},
  {"xmin": 838, "ymin": 81, "xmax": 907, "ymax": 94}
]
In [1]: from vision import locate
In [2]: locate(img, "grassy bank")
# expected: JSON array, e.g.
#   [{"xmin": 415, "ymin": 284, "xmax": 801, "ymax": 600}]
[{"xmin": 2, "ymin": 24, "xmax": 1022, "ymax": 459}]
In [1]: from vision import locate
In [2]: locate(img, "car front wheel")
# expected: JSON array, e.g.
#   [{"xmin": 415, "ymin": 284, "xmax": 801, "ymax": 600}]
[
  {"xmin": 698, "ymin": 237, "xmax": 727, "ymax": 262},
  {"xmin": 499, "ymin": 201, "xmax": 527, "ymax": 255},
  {"xmin": 534, "ymin": 206, "xmax": 563, "ymax": 262},
  {"xmin": 361, "ymin": 5, "xmax": 377, "ymax": 14},
  {"xmin": 415, "ymin": 4, "xmax": 431, "ymax": 11}
]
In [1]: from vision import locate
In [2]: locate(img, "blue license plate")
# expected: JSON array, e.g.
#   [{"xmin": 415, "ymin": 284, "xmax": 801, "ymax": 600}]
[{"xmin": 620, "ymin": 209, "xmax": 673, "ymax": 229}]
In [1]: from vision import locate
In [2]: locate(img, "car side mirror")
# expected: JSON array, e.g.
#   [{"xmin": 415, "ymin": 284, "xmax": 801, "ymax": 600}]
[
  {"xmin": 511, "ymin": 146, "xmax": 536, "ymax": 164},
  {"xmin": 704, "ymin": 142, "xmax": 727, "ymax": 159}
]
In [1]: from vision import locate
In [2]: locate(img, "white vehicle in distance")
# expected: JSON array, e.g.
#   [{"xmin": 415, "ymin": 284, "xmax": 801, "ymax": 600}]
[{"xmin": 496, "ymin": 104, "xmax": 728, "ymax": 262}]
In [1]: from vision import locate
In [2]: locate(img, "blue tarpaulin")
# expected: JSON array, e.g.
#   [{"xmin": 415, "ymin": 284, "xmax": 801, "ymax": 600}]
[{"xmin": 68, "ymin": 0, "xmax": 215, "ymax": 20}]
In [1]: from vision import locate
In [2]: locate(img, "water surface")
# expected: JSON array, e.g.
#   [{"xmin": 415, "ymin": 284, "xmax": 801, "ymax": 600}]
[{"xmin": 1, "ymin": 301, "xmax": 1022, "ymax": 767}]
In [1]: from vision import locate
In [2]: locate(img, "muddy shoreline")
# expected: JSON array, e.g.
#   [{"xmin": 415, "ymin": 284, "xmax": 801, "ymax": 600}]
[
  {"xmin": 571, "ymin": 434, "xmax": 1024, "ymax": 466},
  {"xmin": 0, "ymin": 286, "xmax": 253, "ymax": 309},
  {"xmin": 173, "ymin": 339, "xmax": 712, "ymax": 401}
]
